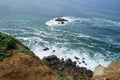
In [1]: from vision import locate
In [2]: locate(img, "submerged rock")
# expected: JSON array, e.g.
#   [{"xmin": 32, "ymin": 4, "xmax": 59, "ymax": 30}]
[
  {"xmin": 74, "ymin": 56, "xmax": 79, "ymax": 60},
  {"xmin": 43, "ymin": 47, "xmax": 49, "ymax": 51}
]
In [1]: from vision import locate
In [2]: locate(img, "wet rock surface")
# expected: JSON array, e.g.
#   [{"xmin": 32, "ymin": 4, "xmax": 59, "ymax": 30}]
[
  {"xmin": 55, "ymin": 18, "xmax": 68, "ymax": 22},
  {"xmin": 43, "ymin": 47, "xmax": 49, "ymax": 51},
  {"xmin": 43, "ymin": 55, "xmax": 93, "ymax": 79}
]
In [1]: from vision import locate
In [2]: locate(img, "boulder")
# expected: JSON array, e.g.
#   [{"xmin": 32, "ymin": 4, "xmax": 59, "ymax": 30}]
[
  {"xmin": 43, "ymin": 55, "xmax": 58, "ymax": 61},
  {"xmin": 55, "ymin": 18, "xmax": 68, "ymax": 22},
  {"xmin": 93, "ymin": 65, "xmax": 105, "ymax": 76},
  {"xmin": 91, "ymin": 61, "xmax": 120, "ymax": 80},
  {"xmin": 43, "ymin": 47, "xmax": 49, "ymax": 51},
  {"xmin": 74, "ymin": 56, "xmax": 79, "ymax": 60}
]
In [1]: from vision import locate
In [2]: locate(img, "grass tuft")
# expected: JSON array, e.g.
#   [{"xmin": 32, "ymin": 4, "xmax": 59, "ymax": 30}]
[{"xmin": 17, "ymin": 48, "xmax": 31, "ymax": 55}]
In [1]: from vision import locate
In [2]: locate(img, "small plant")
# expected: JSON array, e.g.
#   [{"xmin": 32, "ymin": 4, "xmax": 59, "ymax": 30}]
[
  {"xmin": 17, "ymin": 48, "xmax": 31, "ymax": 55},
  {"xmin": 80, "ymin": 78, "xmax": 86, "ymax": 80},
  {"xmin": 0, "ymin": 32, "xmax": 8, "ymax": 40},
  {"xmin": 0, "ymin": 50, "xmax": 4, "ymax": 61},
  {"xmin": 57, "ymin": 71, "xmax": 64, "ymax": 77},
  {"xmin": 73, "ymin": 75, "xmax": 78, "ymax": 80},
  {"xmin": 4, "ymin": 51, "xmax": 13, "ymax": 57},
  {"xmin": 57, "ymin": 76, "xmax": 69, "ymax": 80},
  {"xmin": 0, "ymin": 50, "xmax": 13, "ymax": 61}
]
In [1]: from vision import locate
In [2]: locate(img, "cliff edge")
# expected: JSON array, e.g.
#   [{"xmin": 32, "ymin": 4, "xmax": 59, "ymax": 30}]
[{"xmin": 0, "ymin": 32, "xmax": 57, "ymax": 80}]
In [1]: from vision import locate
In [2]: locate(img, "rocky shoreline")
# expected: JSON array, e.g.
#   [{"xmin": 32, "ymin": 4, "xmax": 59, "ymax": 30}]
[{"xmin": 43, "ymin": 55, "xmax": 93, "ymax": 79}]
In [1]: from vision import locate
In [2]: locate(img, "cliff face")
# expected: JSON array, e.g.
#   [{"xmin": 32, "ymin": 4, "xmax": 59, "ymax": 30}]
[
  {"xmin": 0, "ymin": 52, "xmax": 57, "ymax": 80},
  {"xmin": 0, "ymin": 32, "xmax": 57, "ymax": 80},
  {"xmin": 91, "ymin": 61, "xmax": 120, "ymax": 80}
]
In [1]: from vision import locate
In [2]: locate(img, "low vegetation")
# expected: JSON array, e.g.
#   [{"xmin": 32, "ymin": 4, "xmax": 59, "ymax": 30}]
[
  {"xmin": 17, "ymin": 48, "xmax": 31, "ymax": 55},
  {"xmin": 0, "ymin": 50, "xmax": 13, "ymax": 61},
  {"xmin": 0, "ymin": 32, "xmax": 17, "ymax": 50},
  {"xmin": 0, "ymin": 32, "xmax": 16, "ymax": 61},
  {"xmin": 57, "ymin": 76, "xmax": 69, "ymax": 80}
]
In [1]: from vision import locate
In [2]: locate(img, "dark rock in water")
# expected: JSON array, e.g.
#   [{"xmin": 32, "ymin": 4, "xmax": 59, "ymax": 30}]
[
  {"xmin": 43, "ymin": 55, "xmax": 58, "ymax": 61},
  {"xmin": 84, "ymin": 63, "xmax": 87, "ymax": 66},
  {"xmin": 83, "ymin": 57, "xmax": 85, "ymax": 60},
  {"xmin": 59, "ymin": 46, "xmax": 62, "ymax": 48},
  {"xmin": 74, "ymin": 56, "xmax": 79, "ymax": 60},
  {"xmin": 82, "ymin": 61, "xmax": 85, "ymax": 63},
  {"xmin": 61, "ymin": 21, "xmax": 64, "ymax": 24},
  {"xmin": 61, "ymin": 58, "xmax": 64, "ymax": 61},
  {"xmin": 43, "ymin": 47, "xmax": 49, "ymax": 51},
  {"xmin": 79, "ymin": 62, "xmax": 81, "ymax": 64},
  {"xmin": 52, "ymin": 50, "xmax": 55, "ymax": 52},
  {"xmin": 55, "ymin": 18, "xmax": 68, "ymax": 22}
]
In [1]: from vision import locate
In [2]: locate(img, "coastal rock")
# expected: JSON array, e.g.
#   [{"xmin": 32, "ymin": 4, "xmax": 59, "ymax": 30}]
[
  {"xmin": 43, "ymin": 47, "xmax": 49, "ymax": 51},
  {"xmin": 55, "ymin": 18, "xmax": 68, "ymax": 22},
  {"xmin": 55, "ymin": 18, "xmax": 68, "ymax": 24},
  {"xmin": 91, "ymin": 61, "xmax": 120, "ymax": 80},
  {"xmin": 93, "ymin": 65, "xmax": 105, "ymax": 76},
  {"xmin": 43, "ymin": 55, "xmax": 93, "ymax": 79},
  {"xmin": 74, "ymin": 56, "xmax": 79, "ymax": 60},
  {"xmin": 43, "ymin": 55, "xmax": 57, "ymax": 61}
]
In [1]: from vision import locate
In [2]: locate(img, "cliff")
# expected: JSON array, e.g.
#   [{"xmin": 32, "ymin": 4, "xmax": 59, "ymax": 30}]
[
  {"xmin": 91, "ymin": 61, "xmax": 120, "ymax": 80},
  {"xmin": 0, "ymin": 32, "xmax": 57, "ymax": 80}
]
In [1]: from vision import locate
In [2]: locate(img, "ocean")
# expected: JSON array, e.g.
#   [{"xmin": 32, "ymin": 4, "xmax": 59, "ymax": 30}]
[{"xmin": 0, "ymin": 0, "xmax": 120, "ymax": 70}]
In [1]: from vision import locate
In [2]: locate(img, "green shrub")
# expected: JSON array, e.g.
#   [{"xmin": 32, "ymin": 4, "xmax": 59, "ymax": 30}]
[
  {"xmin": 0, "ymin": 56, "xmax": 4, "ymax": 61},
  {"xmin": 17, "ymin": 48, "xmax": 31, "ymax": 55},
  {"xmin": 3, "ymin": 36, "xmax": 17, "ymax": 50},
  {"xmin": 0, "ymin": 32, "xmax": 17, "ymax": 50},
  {"xmin": 73, "ymin": 75, "xmax": 78, "ymax": 80},
  {"xmin": 4, "ymin": 51, "xmax": 13, "ymax": 57},
  {"xmin": 57, "ymin": 76, "xmax": 69, "ymax": 80},
  {"xmin": 0, "ymin": 50, "xmax": 13, "ymax": 61},
  {"xmin": 0, "ymin": 32, "xmax": 8, "ymax": 40},
  {"xmin": 0, "ymin": 50, "xmax": 4, "ymax": 61}
]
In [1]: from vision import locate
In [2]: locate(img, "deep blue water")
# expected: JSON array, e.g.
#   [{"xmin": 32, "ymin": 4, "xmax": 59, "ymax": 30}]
[{"xmin": 0, "ymin": 0, "xmax": 120, "ymax": 70}]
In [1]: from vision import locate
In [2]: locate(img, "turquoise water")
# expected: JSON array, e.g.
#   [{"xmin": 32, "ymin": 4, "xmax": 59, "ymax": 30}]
[{"xmin": 0, "ymin": 0, "xmax": 120, "ymax": 70}]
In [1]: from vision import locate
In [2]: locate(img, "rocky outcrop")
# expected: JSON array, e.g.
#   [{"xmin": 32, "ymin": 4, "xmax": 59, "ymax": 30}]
[
  {"xmin": 43, "ymin": 55, "xmax": 93, "ymax": 79},
  {"xmin": 55, "ymin": 18, "xmax": 68, "ymax": 22},
  {"xmin": 55, "ymin": 18, "xmax": 68, "ymax": 24},
  {"xmin": 91, "ymin": 61, "xmax": 120, "ymax": 80},
  {"xmin": 93, "ymin": 65, "xmax": 105, "ymax": 76}
]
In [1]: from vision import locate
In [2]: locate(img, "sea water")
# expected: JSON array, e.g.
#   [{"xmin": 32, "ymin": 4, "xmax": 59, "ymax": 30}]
[{"xmin": 0, "ymin": 0, "xmax": 120, "ymax": 70}]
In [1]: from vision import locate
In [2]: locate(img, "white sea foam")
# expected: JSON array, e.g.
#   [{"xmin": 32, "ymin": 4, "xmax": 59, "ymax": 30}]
[
  {"xmin": 46, "ymin": 16, "xmax": 75, "ymax": 26},
  {"xmin": 30, "ymin": 43, "xmax": 111, "ymax": 71},
  {"xmin": 46, "ymin": 16, "xmax": 120, "ymax": 27},
  {"xmin": 18, "ymin": 35, "xmax": 111, "ymax": 71}
]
